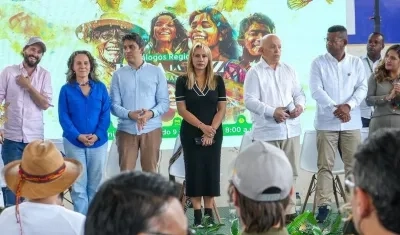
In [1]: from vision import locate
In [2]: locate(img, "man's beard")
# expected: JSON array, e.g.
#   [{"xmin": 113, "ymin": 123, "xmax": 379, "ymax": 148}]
[{"xmin": 23, "ymin": 54, "xmax": 40, "ymax": 67}]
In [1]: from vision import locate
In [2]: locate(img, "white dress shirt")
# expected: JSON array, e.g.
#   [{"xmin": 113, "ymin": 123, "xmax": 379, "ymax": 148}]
[
  {"xmin": 309, "ymin": 53, "xmax": 367, "ymax": 131},
  {"xmin": 244, "ymin": 59, "xmax": 306, "ymax": 141},
  {"xmin": 359, "ymin": 55, "xmax": 381, "ymax": 119},
  {"xmin": 0, "ymin": 202, "xmax": 86, "ymax": 235}
]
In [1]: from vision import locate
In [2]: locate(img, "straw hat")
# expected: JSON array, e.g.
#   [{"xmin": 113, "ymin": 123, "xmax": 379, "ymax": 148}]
[
  {"xmin": 2, "ymin": 140, "xmax": 82, "ymax": 199},
  {"xmin": 75, "ymin": 12, "xmax": 149, "ymax": 43}
]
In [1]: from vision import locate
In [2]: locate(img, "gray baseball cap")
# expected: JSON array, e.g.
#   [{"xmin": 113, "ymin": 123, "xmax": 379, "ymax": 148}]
[
  {"xmin": 24, "ymin": 36, "xmax": 46, "ymax": 53},
  {"xmin": 230, "ymin": 140, "xmax": 293, "ymax": 202}
]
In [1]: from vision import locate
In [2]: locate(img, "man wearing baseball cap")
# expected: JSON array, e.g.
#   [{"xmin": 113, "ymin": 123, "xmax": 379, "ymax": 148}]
[
  {"xmin": 0, "ymin": 36, "xmax": 52, "ymax": 207},
  {"xmin": 228, "ymin": 140, "xmax": 293, "ymax": 235}
]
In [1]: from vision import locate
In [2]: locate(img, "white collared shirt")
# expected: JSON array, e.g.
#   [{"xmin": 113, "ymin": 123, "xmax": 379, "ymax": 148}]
[
  {"xmin": 244, "ymin": 59, "xmax": 306, "ymax": 141},
  {"xmin": 359, "ymin": 55, "xmax": 381, "ymax": 119},
  {"xmin": 309, "ymin": 53, "xmax": 367, "ymax": 131}
]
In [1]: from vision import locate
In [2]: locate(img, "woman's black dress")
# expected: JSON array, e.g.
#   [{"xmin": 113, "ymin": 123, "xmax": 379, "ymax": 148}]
[{"xmin": 175, "ymin": 75, "xmax": 226, "ymax": 197}]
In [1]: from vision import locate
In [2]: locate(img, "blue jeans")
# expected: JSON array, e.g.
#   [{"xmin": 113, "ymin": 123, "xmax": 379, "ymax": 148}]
[
  {"xmin": 63, "ymin": 138, "xmax": 108, "ymax": 215},
  {"xmin": 1, "ymin": 139, "xmax": 28, "ymax": 207}
]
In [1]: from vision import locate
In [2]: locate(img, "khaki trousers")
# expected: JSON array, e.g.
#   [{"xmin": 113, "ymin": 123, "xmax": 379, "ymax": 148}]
[
  {"xmin": 116, "ymin": 128, "xmax": 162, "ymax": 173},
  {"xmin": 316, "ymin": 130, "xmax": 360, "ymax": 206},
  {"xmin": 267, "ymin": 136, "xmax": 300, "ymax": 214}
]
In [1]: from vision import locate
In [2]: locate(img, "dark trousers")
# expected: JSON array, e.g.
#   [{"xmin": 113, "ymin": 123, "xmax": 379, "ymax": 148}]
[
  {"xmin": 1, "ymin": 139, "xmax": 28, "ymax": 207},
  {"xmin": 361, "ymin": 117, "xmax": 370, "ymax": 128}
]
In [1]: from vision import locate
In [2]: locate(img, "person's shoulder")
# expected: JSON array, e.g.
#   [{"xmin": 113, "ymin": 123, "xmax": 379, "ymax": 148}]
[
  {"xmin": 347, "ymin": 54, "xmax": 363, "ymax": 63},
  {"xmin": 143, "ymin": 62, "xmax": 161, "ymax": 71},
  {"xmin": 312, "ymin": 54, "xmax": 327, "ymax": 63},
  {"xmin": 280, "ymin": 62, "xmax": 295, "ymax": 71},
  {"xmin": 93, "ymin": 80, "xmax": 107, "ymax": 89},
  {"xmin": 114, "ymin": 65, "xmax": 129, "ymax": 74},
  {"xmin": 0, "ymin": 206, "xmax": 16, "ymax": 222},
  {"xmin": 37, "ymin": 65, "xmax": 51, "ymax": 75},
  {"xmin": 59, "ymin": 206, "xmax": 86, "ymax": 221},
  {"xmin": 0, "ymin": 64, "xmax": 19, "ymax": 75},
  {"xmin": 176, "ymin": 75, "xmax": 188, "ymax": 84}
]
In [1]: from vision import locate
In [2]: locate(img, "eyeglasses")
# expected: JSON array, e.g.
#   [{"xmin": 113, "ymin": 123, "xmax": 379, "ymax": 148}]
[{"xmin": 324, "ymin": 37, "xmax": 343, "ymax": 44}]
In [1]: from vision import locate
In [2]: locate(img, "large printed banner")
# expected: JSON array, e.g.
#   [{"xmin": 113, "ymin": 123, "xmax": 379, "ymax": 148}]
[{"xmin": 0, "ymin": 0, "xmax": 346, "ymax": 147}]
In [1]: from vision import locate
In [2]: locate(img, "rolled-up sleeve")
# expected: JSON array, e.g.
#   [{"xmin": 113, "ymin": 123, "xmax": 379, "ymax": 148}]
[{"xmin": 41, "ymin": 71, "xmax": 53, "ymax": 106}]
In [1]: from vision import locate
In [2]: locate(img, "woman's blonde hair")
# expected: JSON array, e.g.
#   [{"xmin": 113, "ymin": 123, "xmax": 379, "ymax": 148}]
[
  {"xmin": 374, "ymin": 44, "xmax": 400, "ymax": 83},
  {"xmin": 186, "ymin": 42, "xmax": 217, "ymax": 90}
]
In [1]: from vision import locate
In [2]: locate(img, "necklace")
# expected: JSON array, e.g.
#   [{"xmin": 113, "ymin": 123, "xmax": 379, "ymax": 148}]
[{"xmin": 79, "ymin": 81, "xmax": 89, "ymax": 86}]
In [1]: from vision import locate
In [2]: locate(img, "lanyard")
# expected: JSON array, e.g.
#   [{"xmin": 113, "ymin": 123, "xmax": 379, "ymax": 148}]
[{"xmin": 365, "ymin": 58, "xmax": 373, "ymax": 73}]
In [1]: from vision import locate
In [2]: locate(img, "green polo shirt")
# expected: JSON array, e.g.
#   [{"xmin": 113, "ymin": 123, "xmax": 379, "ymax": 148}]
[{"xmin": 242, "ymin": 228, "xmax": 289, "ymax": 235}]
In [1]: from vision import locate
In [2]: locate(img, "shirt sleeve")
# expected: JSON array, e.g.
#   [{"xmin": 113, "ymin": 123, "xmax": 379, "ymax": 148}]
[
  {"xmin": 243, "ymin": 68, "xmax": 276, "ymax": 118},
  {"xmin": 58, "ymin": 85, "xmax": 81, "ymax": 140},
  {"xmin": 309, "ymin": 59, "xmax": 337, "ymax": 111},
  {"xmin": 175, "ymin": 76, "xmax": 186, "ymax": 102},
  {"xmin": 110, "ymin": 72, "xmax": 130, "ymax": 119},
  {"xmin": 0, "ymin": 68, "xmax": 8, "ymax": 104},
  {"xmin": 217, "ymin": 75, "xmax": 227, "ymax": 102},
  {"xmin": 150, "ymin": 68, "xmax": 170, "ymax": 118},
  {"xmin": 292, "ymin": 69, "xmax": 306, "ymax": 108},
  {"xmin": 345, "ymin": 58, "xmax": 368, "ymax": 110},
  {"xmin": 94, "ymin": 83, "xmax": 111, "ymax": 141},
  {"xmin": 41, "ymin": 71, "xmax": 53, "ymax": 106},
  {"xmin": 366, "ymin": 74, "xmax": 388, "ymax": 106}
]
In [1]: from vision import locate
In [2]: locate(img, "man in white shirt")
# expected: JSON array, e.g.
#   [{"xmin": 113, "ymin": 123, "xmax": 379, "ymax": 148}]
[
  {"xmin": 244, "ymin": 34, "xmax": 306, "ymax": 220},
  {"xmin": 309, "ymin": 25, "xmax": 367, "ymax": 223},
  {"xmin": 0, "ymin": 140, "xmax": 85, "ymax": 235},
  {"xmin": 359, "ymin": 32, "xmax": 384, "ymax": 127}
]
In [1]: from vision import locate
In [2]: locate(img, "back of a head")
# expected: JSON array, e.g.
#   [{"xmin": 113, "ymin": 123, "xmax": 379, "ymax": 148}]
[
  {"xmin": 353, "ymin": 128, "xmax": 400, "ymax": 234},
  {"xmin": 84, "ymin": 171, "xmax": 181, "ymax": 235},
  {"xmin": 229, "ymin": 141, "xmax": 293, "ymax": 233}
]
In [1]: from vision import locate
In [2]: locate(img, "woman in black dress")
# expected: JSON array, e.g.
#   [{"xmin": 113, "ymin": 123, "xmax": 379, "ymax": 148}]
[{"xmin": 175, "ymin": 42, "xmax": 226, "ymax": 226}]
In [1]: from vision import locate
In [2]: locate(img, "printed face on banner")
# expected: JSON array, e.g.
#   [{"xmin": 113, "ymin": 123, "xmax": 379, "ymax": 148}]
[{"xmin": 0, "ymin": 0, "xmax": 346, "ymax": 146}]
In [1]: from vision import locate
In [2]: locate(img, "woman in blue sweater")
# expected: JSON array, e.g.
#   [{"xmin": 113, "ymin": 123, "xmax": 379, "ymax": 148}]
[{"xmin": 58, "ymin": 50, "xmax": 111, "ymax": 215}]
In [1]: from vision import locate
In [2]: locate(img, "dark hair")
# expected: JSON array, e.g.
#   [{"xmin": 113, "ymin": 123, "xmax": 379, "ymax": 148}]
[
  {"xmin": 228, "ymin": 183, "xmax": 290, "ymax": 233},
  {"xmin": 238, "ymin": 13, "xmax": 276, "ymax": 41},
  {"xmin": 84, "ymin": 171, "xmax": 181, "ymax": 235},
  {"xmin": 149, "ymin": 12, "xmax": 187, "ymax": 50},
  {"xmin": 122, "ymin": 32, "xmax": 146, "ymax": 49},
  {"xmin": 353, "ymin": 128, "xmax": 400, "ymax": 234},
  {"xmin": 66, "ymin": 50, "xmax": 100, "ymax": 84},
  {"xmin": 327, "ymin": 25, "xmax": 348, "ymax": 38},
  {"xmin": 370, "ymin": 32, "xmax": 385, "ymax": 44},
  {"xmin": 374, "ymin": 44, "xmax": 400, "ymax": 83},
  {"xmin": 189, "ymin": 7, "xmax": 240, "ymax": 60}
]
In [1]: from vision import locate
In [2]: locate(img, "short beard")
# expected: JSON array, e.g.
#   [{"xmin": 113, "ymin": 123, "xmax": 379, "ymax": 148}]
[{"xmin": 23, "ymin": 55, "xmax": 40, "ymax": 68}]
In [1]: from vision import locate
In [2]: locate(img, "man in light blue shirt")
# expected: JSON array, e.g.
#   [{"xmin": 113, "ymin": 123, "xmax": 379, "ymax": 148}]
[{"xmin": 110, "ymin": 32, "xmax": 169, "ymax": 172}]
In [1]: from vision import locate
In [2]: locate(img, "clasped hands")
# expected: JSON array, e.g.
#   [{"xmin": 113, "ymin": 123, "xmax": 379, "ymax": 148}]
[
  {"xmin": 333, "ymin": 104, "xmax": 351, "ymax": 123},
  {"xmin": 78, "ymin": 134, "xmax": 98, "ymax": 147},
  {"xmin": 386, "ymin": 83, "xmax": 400, "ymax": 100},
  {"xmin": 273, "ymin": 105, "xmax": 303, "ymax": 123},
  {"xmin": 199, "ymin": 123, "xmax": 216, "ymax": 146},
  {"xmin": 129, "ymin": 109, "xmax": 153, "ymax": 131}
]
